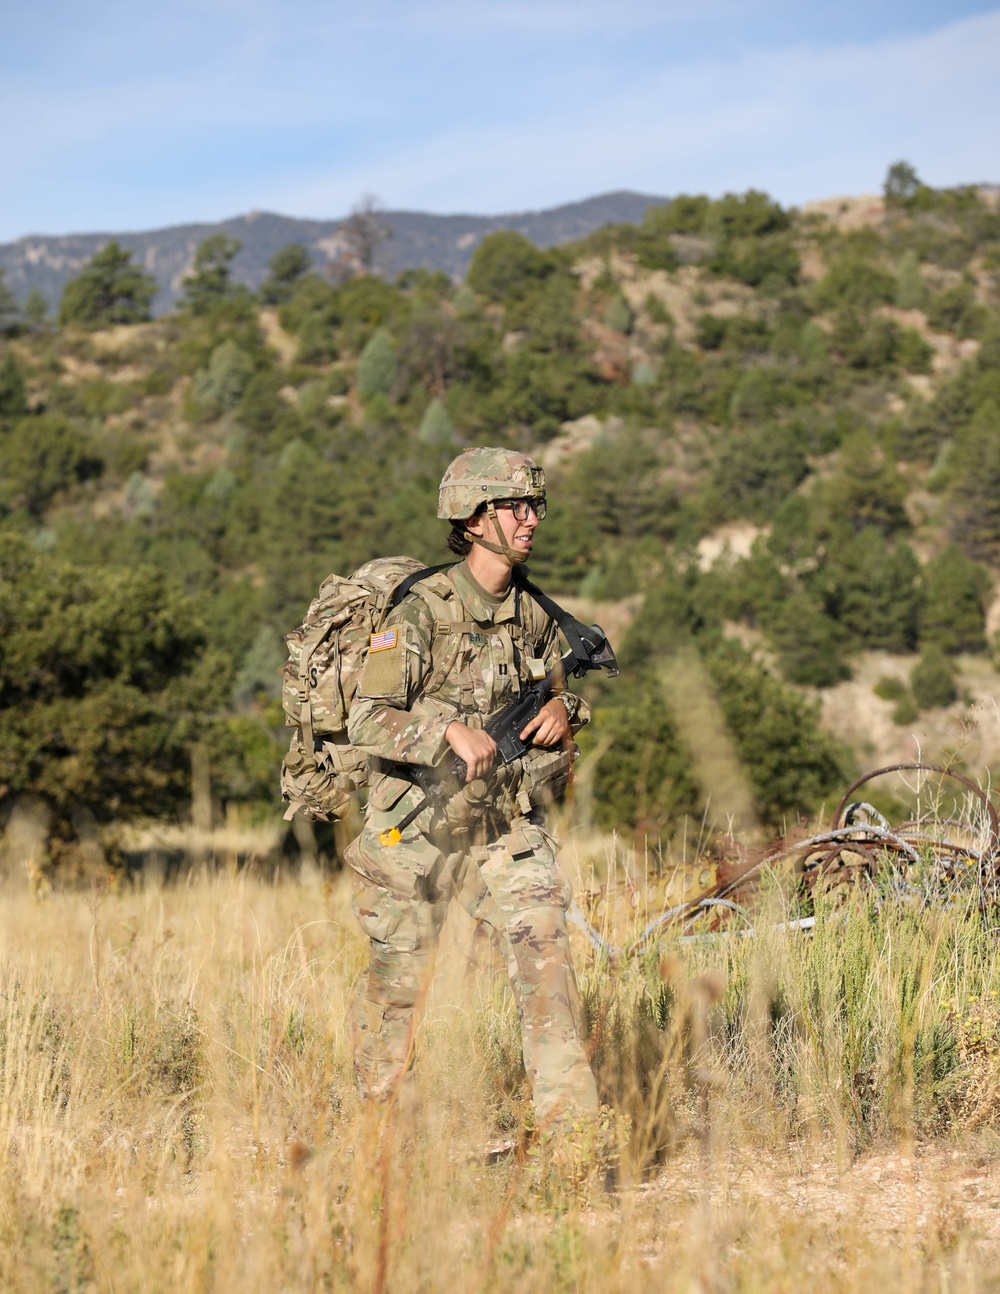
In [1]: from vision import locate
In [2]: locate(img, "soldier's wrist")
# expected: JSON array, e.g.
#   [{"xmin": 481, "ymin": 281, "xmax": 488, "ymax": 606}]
[{"xmin": 554, "ymin": 692, "xmax": 579, "ymax": 722}]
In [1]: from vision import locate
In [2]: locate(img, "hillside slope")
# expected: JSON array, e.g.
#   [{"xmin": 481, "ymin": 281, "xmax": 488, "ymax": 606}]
[{"xmin": 2, "ymin": 174, "xmax": 1000, "ymax": 869}]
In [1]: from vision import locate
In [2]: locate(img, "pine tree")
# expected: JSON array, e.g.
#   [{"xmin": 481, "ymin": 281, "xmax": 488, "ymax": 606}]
[
  {"xmin": 23, "ymin": 289, "xmax": 50, "ymax": 332},
  {"xmin": 827, "ymin": 528, "xmax": 921, "ymax": 652},
  {"xmin": 895, "ymin": 250, "xmax": 927, "ymax": 310},
  {"xmin": 0, "ymin": 352, "xmax": 28, "ymax": 422},
  {"xmin": 58, "ymin": 242, "xmax": 157, "ymax": 328},
  {"xmin": 947, "ymin": 400, "xmax": 1000, "ymax": 561},
  {"xmin": 260, "ymin": 244, "xmax": 312, "ymax": 305},
  {"xmin": 911, "ymin": 646, "xmax": 956, "ymax": 709},
  {"xmin": 417, "ymin": 397, "xmax": 455, "ymax": 446},
  {"xmin": 822, "ymin": 430, "xmax": 909, "ymax": 536},
  {"xmin": 920, "ymin": 545, "xmax": 990, "ymax": 653},
  {"xmin": 0, "ymin": 270, "xmax": 20, "ymax": 335},
  {"xmin": 180, "ymin": 235, "xmax": 242, "ymax": 315},
  {"xmin": 356, "ymin": 329, "xmax": 397, "ymax": 399},
  {"xmin": 707, "ymin": 642, "xmax": 848, "ymax": 826}
]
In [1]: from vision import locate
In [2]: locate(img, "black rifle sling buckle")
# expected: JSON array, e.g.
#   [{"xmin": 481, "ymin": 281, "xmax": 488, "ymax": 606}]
[{"xmin": 514, "ymin": 568, "xmax": 619, "ymax": 678}]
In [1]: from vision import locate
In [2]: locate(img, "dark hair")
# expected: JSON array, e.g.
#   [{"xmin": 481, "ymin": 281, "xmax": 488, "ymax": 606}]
[
  {"xmin": 447, "ymin": 523, "xmax": 472, "ymax": 556},
  {"xmin": 446, "ymin": 501, "xmax": 488, "ymax": 555}
]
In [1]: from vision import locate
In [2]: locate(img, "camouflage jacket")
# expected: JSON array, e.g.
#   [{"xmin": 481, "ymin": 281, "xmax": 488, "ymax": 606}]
[{"xmin": 347, "ymin": 561, "xmax": 589, "ymax": 825}]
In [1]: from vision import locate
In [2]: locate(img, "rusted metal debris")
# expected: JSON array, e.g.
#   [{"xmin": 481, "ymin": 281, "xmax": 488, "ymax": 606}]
[{"xmin": 570, "ymin": 763, "xmax": 1000, "ymax": 959}]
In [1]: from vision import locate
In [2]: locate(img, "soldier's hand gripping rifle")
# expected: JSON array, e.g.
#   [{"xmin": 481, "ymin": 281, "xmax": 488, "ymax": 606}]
[{"xmin": 378, "ymin": 622, "xmax": 619, "ymax": 847}]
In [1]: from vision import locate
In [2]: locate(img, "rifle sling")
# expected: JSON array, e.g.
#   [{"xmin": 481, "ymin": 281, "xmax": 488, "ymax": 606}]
[
  {"xmin": 387, "ymin": 561, "xmax": 593, "ymax": 670},
  {"xmin": 513, "ymin": 568, "xmax": 594, "ymax": 671}
]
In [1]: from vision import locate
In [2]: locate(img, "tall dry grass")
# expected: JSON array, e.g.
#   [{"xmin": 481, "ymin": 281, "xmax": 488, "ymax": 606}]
[{"xmin": 3, "ymin": 848, "xmax": 1000, "ymax": 1290}]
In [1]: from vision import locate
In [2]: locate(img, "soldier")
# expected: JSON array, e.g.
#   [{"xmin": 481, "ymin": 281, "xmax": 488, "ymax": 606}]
[{"xmin": 345, "ymin": 446, "xmax": 599, "ymax": 1126}]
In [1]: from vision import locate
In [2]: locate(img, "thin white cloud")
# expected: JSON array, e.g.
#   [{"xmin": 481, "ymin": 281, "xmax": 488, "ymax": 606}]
[
  {"xmin": 1, "ymin": 4, "xmax": 998, "ymax": 239},
  {"xmin": 275, "ymin": 8, "xmax": 1000, "ymax": 215},
  {"xmin": 390, "ymin": 0, "xmax": 726, "ymax": 33}
]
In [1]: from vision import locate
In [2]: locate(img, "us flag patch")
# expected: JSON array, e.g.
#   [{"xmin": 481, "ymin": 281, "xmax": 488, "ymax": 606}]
[{"xmin": 369, "ymin": 628, "xmax": 398, "ymax": 652}]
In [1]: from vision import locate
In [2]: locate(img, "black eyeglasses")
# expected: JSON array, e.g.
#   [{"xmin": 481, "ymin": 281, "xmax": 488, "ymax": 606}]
[{"xmin": 494, "ymin": 496, "xmax": 547, "ymax": 522}]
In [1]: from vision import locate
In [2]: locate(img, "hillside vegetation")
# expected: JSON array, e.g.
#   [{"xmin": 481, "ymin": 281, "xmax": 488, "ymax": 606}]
[{"xmin": 2, "ymin": 165, "xmax": 1000, "ymax": 875}]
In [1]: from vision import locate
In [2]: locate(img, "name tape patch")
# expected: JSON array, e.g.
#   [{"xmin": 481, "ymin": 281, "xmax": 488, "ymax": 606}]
[{"xmin": 369, "ymin": 628, "xmax": 398, "ymax": 652}]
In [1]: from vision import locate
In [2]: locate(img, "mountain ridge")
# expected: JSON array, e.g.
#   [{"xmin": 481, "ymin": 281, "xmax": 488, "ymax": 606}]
[{"xmin": 0, "ymin": 190, "xmax": 667, "ymax": 315}]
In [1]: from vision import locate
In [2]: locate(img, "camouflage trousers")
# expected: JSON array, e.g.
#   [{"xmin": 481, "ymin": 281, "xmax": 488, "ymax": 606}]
[{"xmin": 347, "ymin": 804, "xmax": 598, "ymax": 1124}]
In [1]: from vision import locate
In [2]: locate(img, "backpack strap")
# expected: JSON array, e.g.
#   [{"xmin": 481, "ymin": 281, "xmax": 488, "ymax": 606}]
[
  {"xmin": 389, "ymin": 562, "xmax": 457, "ymax": 611},
  {"xmin": 513, "ymin": 567, "xmax": 594, "ymax": 671},
  {"xmin": 378, "ymin": 562, "xmax": 474, "ymax": 704}
]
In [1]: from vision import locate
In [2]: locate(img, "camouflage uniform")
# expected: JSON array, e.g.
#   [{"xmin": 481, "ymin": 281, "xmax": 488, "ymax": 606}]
[{"xmin": 346, "ymin": 555, "xmax": 599, "ymax": 1123}]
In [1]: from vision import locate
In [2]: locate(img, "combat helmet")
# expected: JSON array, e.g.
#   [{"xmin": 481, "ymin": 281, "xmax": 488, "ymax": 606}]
[
  {"xmin": 438, "ymin": 447, "xmax": 546, "ymax": 565},
  {"xmin": 437, "ymin": 447, "xmax": 545, "ymax": 519}
]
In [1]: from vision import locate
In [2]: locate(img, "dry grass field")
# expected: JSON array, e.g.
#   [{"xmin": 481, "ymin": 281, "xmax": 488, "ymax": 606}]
[{"xmin": 5, "ymin": 834, "xmax": 1000, "ymax": 1292}]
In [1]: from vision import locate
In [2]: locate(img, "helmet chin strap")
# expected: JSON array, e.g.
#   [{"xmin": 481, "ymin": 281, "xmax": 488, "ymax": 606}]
[{"xmin": 463, "ymin": 501, "xmax": 529, "ymax": 565}]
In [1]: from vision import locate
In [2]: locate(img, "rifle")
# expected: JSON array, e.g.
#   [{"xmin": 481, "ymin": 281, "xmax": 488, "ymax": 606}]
[{"xmin": 378, "ymin": 622, "xmax": 619, "ymax": 847}]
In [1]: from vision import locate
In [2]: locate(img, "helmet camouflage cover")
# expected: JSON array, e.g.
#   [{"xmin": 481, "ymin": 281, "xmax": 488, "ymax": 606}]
[{"xmin": 437, "ymin": 447, "xmax": 546, "ymax": 521}]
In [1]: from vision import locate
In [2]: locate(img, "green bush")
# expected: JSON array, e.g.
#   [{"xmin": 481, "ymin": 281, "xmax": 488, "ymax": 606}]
[
  {"xmin": 466, "ymin": 231, "xmax": 559, "ymax": 303},
  {"xmin": 356, "ymin": 328, "xmax": 398, "ymax": 399},
  {"xmin": 817, "ymin": 258, "xmax": 895, "ymax": 312},
  {"xmin": 417, "ymin": 397, "xmax": 455, "ymax": 446},
  {"xmin": 947, "ymin": 400, "xmax": 1000, "ymax": 561},
  {"xmin": 58, "ymin": 242, "xmax": 157, "ymax": 329},
  {"xmin": 708, "ymin": 190, "xmax": 790, "ymax": 239},
  {"xmin": 729, "ymin": 368, "xmax": 785, "ymax": 422},
  {"xmin": 293, "ymin": 380, "xmax": 326, "ymax": 422},
  {"xmin": 279, "ymin": 273, "xmax": 339, "ymax": 336},
  {"xmin": 892, "ymin": 693, "xmax": 920, "ymax": 725},
  {"xmin": 766, "ymin": 590, "xmax": 851, "ymax": 687},
  {"xmin": 832, "ymin": 312, "xmax": 899, "ymax": 371},
  {"xmin": 180, "ymin": 235, "xmax": 243, "ymax": 316},
  {"xmin": 894, "ymin": 250, "xmax": 927, "ymax": 309},
  {"xmin": 655, "ymin": 194, "xmax": 711, "ymax": 235},
  {"xmin": 588, "ymin": 687, "xmax": 701, "ymax": 838},
  {"xmin": 822, "ymin": 431, "xmax": 910, "ymax": 536},
  {"xmin": 920, "ymin": 544, "xmax": 990, "ymax": 653},
  {"xmin": 296, "ymin": 316, "xmax": 337, "ymax": 365},
  {"xmin": 896, "ymin": 327, "xmax": 934, "ymax": 374},
  {"xmin": 712, "ymin": 235, "xmax": 800, "ymax": 289},
  {"xmin": 0, "ymin": 536, "xmax": 223, "ymax": 839},
  {"xmin": 603, "ymin": 294, "xmax": 634, "ymax": 334},
  {"xmin": 193, "ymin": 340, "xmax": 255, "ymax": 410},
  {"xmin": 873, "ymin": 675, "xmax": 906, "ymax": 701},
  {"xmin": 696, "ymin": 314, "xmax": 727, "ymax": 350},
  {"xmin": 22, "ymin": 289, "xmax": 49, "ymax": 332},
  {"xmin": 712, "ymin": 423, "xmax": 809, "ymax": 520},
  {"xmin": 706, "ymin": 641, "xmax": 848, "ymax": 826},
  {"xmin": 926, "ymin": 281, "xmax": 988, "ymax": 339},
  {"xmin": 884, "ymin": 160, "xmax": 922, "ymax": 207},
  {"xmin": 798, "ymin": 321, "xmax": 829, "ymax": 364},
  {"xmin": 236, "ymin": 371, "xmax": 287, "ymax": 440},
  {"xmin": 260, "ymin": 244, "xmax": 311, "ymax": 305},
  {"xmin": 0, "ymin": 414, "xmax": 104, "ymax": 516},
  {"xmin": 0, "ymin": 271, "xmax": 19, "ymax": 336},
  {"xmin": 910, "ymin": 646, "xmax": 957, "ymax": 709},
  {"xmin": 826, "ymin": 528, "xmax": 921, "ymax": 652},
  {"xmin": 0, "ymin": 352, "xmax": 28, "ymax": 421}
]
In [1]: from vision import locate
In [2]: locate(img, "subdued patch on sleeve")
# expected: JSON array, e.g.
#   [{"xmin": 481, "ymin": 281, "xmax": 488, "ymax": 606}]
[{"xmin": 360, "ymin": 636, "xmax": 407, "ymax": 699}]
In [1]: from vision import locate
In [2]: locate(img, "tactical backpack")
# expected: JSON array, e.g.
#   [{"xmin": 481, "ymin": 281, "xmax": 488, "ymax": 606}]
[
  {"xmin": 279, "ymin": 557, "xmax": 460, "ymax": 822},
  {"xmin": 279, "ymin": 557, "xmax": 612, "ymax": 823}
]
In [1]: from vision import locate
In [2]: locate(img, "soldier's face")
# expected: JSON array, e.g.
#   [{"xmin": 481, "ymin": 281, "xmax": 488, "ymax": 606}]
[{"xmin": 467, "ymin": 499, "xmax": 540, "ymax": 556}]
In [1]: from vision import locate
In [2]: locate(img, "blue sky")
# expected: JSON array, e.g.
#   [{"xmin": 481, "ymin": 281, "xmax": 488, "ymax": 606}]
[{"xmin": 2, "ymin": 0, "xmax": 999, "ymax": 241}]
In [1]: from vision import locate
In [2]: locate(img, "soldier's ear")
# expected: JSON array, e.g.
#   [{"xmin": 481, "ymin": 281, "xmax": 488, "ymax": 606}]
[{"xmin": 464, "ymin": 511, "xmax": 485, "ymax": 537}]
